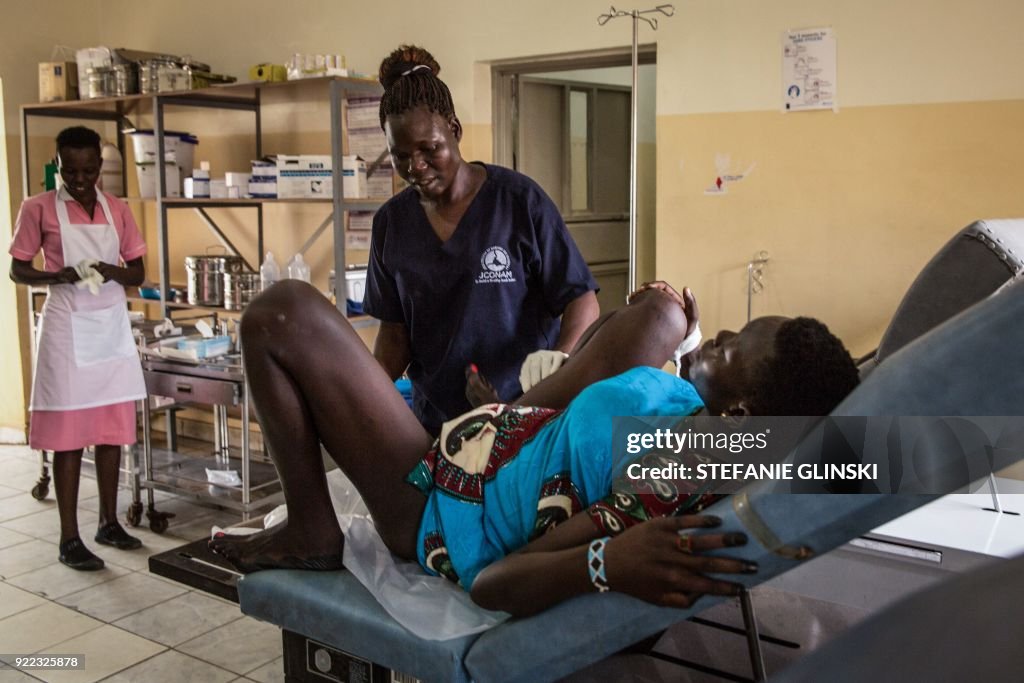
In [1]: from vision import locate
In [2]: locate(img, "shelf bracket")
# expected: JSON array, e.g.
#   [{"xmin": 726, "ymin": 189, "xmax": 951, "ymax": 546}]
[
  {"xmin": 297, "ymin": 213, "xmax": 336, "ymax": 258},
  {"xmin": 193, "ymin": 208, "xmax": 255, "ymax": 272}
]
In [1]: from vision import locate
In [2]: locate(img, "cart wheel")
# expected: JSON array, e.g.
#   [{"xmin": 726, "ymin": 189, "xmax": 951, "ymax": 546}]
[
  {"xmin": 31, "ymin": 481, "xmax": 49, "ymax": 501},
  {"xmin": 150, "ymin": 516, "xmax": 170, "ymax": 534},
  {"xmin": 127, "ymin": 502, "xmax": 143, "ymax": 527}
]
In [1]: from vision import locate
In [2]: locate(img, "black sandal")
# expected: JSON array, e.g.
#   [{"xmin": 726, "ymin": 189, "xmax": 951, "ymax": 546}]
[
  {"xmin": 95, "ymin": 522, "xmax": 143, "ymax": 550},
  {"xmin": 59, "ymin": 537, "xmax": 105, "ymax": 571}
]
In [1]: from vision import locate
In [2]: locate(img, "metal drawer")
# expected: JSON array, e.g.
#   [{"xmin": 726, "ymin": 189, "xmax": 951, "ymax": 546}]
[{"xmin": 144, "ymin": 369, "xmax": 239, "ymax": 405}]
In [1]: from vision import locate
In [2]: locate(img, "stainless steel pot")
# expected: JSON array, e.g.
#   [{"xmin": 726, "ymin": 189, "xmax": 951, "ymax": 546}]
[
  {"xmin": 110, "ymin": 63, "xmax": 139, "ymax": 96},
  {"xmin": 84, "ymin": 67, "xmax": 113, "ymax": 99},
  {"xmin": 185, "ymin": 255, "xmax": 243, "ymax": 306},
  {"xmin": 140, "ymin": 59, "xmax": 191, "ymax": 93},
  {"xmin": 223, "ymin": 271, "xmax": 261, "ymax": 311}
]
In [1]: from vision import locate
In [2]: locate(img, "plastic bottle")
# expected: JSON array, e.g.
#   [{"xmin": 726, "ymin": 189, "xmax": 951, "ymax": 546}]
[
  {"xmin": 260, "ymin": 252, "xmax": 280, "ymax": 290},
  {"xmin": 287, "ymin": 253, "xmax": 311, "ymax": 283}
]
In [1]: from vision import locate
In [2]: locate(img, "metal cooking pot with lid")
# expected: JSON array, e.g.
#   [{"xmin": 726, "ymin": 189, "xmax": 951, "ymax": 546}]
[
  {"xmin": 223, "ymin": 271, "xmax": 261, "ymax": 311},
  {"xmin": 185, "ymin": 254, "xmax": 243, "ymax": 306}
]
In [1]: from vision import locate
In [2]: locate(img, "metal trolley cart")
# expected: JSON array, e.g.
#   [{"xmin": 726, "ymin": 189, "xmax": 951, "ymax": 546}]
[{"xmin": 133, "ymin": 347, "xmax": 282, "ymax": 532}]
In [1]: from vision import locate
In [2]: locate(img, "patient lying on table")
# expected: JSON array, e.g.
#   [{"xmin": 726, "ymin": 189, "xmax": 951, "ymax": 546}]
[{"xmin": 211, "ymin": 280, "xmax": 858, "ymax": 617}]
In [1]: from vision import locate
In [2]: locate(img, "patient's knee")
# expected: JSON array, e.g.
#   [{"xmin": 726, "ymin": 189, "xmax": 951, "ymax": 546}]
[
  {"xmin": 240, "ymin": 279, "xmax": 320, "ymax": 341},
  {"xmin": 630, "ymin": 288, "xmax": 688, "ymax": 338}
]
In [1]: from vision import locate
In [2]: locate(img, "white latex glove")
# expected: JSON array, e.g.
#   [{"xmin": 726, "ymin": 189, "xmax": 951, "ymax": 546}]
[
  {"xmin": 519, "ymin": 349, "xmax": 570, "ymax": 392},
  {"xmin": 73, "ymin": 259, "xmax": 103, "ymax": 295},
  {"xmin": 673, "ymin": 322, "xmax": 702, "ymax": 378}
]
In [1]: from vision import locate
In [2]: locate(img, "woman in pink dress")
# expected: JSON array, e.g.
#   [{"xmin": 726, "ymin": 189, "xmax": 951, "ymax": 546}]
[{"xmin": 9, "ymin": 126, "xmax": 148, "ymax": 570}]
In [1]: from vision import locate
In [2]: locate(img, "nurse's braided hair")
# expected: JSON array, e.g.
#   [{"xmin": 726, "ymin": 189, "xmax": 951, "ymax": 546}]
[
  {"xmin": 378, "ymin": 45, "xmax": 456, "ymax": 130},
  {"xmin": 56, "ymin": 126, "xmax": 101, "ymax": 154}
]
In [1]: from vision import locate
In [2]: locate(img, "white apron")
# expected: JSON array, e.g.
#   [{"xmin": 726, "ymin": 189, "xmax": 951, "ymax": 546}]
[{"xmin": 30, "ymin": 190, "xmax": 147, "ymax": 411}]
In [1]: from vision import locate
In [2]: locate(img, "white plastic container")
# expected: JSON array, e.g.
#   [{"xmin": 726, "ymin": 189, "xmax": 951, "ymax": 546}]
[
  {"xmin": 130, "ymin": 130, "xmax": 197, "ymax": 194},
  {"xmin": 286, "ymin": 253, "xmax": 311, "ymax": 283},
  {"xmin": 260, "ymin": 252, "xmax": 280, "ymax": 290},
  {"xmin": 99, "ymin": 143, "xmax": 123, "ymax": 197},
  {"xmin": 345, "ymin": 267, "xmax": 367, "ymax": 314}
]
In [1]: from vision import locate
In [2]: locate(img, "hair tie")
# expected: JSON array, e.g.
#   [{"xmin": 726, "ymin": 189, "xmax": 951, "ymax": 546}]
[{"xmin": 400, "ymin": 64, "xmax": 432, "ymax": 77}]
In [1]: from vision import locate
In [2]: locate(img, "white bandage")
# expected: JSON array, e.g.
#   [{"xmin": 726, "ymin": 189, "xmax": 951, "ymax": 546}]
[
  {"xmin": 73, "ymin": 259, "xmax": 103, "ymax": 295},
  {"xmin": 673, "ymin": 322, "xmax": 702, "ymax": 377},
  {"xmin": 519, "ymin": 349, "xmax": 570, "ymax": 392}
]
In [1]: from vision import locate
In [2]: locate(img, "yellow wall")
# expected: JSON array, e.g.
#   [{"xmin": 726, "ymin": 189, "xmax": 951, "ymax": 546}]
[{"xmin": 658, "ymin": 100, "xmax": 1024, "ymax": 356}]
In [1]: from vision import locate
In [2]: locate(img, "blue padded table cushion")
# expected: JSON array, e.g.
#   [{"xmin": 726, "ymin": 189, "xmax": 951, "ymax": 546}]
[{"xmin": 237, "ymin": 569, "xmax": 477, "ymax": 683}]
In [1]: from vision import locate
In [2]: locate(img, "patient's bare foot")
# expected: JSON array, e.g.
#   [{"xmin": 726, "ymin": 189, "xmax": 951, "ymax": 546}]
[
  {"xmin": 465, "ymin": 364, "xmax": 500, "ymax": 407},
  {"xmin": 209, "ymin": 523, "xmax": 344, "ymax": 573}
]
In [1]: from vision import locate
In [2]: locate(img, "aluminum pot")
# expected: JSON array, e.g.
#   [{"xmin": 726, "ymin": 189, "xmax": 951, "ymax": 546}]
[
  {"xmin": 223, "ymin": 271, "xmax": 261, "ymax": 311},
  {"xmin": 185, "ymin": 255, "xmax": 243, "ymax": 306},
  {"xmin": 84, "ymin": 66, "xmax": 113, "ymax": 99},
  {"xmin": 109, "ymin": 63, "xmax": 139, "ymax": 96}
]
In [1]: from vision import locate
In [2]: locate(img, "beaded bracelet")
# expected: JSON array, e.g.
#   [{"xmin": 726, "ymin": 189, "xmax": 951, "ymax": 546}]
[{"xmin": 587, "ymin": 536, "xmax": 612, "ymax": 592}]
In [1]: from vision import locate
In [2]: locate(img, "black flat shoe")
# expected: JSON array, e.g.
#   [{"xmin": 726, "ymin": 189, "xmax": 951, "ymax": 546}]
[
  {"xmin": 59, "ymin": 537, "xmax": 105, "ymax": 571},
  {"xmin": 94, "ymin": 522, "xmax": 143, "ymax": 550}
]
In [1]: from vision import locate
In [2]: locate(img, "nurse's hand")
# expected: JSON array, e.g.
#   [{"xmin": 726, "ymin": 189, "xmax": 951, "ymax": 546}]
[
  {"xmin": 54, "ymin": 266, "xmax": 80, "ymax": 284},
  {"xmin": 628, "ymin": 281, "xmax": 700, "ymax": 339},
  {"xmin": 519, "ymin": 349, "xmax": 570, "ymax": 392},
  {"xmin": 93, "ymin": 261, "xmax": 120, "ymax": 283}
]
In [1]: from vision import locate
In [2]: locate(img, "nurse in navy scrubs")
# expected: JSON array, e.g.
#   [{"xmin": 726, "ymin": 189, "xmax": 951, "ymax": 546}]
[{"xmin": 366, "ymin": 45, "xmax": 600, "ymax": 435}]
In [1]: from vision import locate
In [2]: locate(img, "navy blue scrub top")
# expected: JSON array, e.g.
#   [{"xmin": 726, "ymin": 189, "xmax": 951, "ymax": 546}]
[{"xmin": 364, "ymin": 163, "xmax": 598, "ymax": 435}]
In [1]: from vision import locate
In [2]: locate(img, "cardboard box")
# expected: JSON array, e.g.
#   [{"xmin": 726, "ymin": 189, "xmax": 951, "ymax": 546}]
[
  {"xmin": 39, "ymin": 62, "xmax": 78, "ymax": 102},
  {"xmin": 277, "ymin": 155, "xmax": 333, "ymax": 199},
  {"xmin": 249, "ymin": 63, "xmax": 287, "ymax": 82},
  {"xmin": 225, "ymin": 172, "xmax": 251, "ymax": 188},
  {"xmin": 342, "ymin": 155, "xmax": 368, "ymax": 199},
  {"xmin": 248, "ymin": 181, "xmax": 277, "ymax": 198},
  {"xmin": 251, "ymin": 160, "xmax": 278, "ymax": 180},
  {"xmin": 276, "ymin": 155, "xmax": 332, "ymax": 171}
]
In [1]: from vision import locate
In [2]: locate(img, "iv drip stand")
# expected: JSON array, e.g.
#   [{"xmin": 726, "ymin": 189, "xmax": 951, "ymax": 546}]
[{"xmin": 598, "ymin": 4, "xmax": 674, "ymax": 292}]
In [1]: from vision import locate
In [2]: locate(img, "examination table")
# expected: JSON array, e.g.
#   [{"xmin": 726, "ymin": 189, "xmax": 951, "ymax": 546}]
[{"xmin": 234, "ymin": 274, "xmax": 1024, "ymax": 683}]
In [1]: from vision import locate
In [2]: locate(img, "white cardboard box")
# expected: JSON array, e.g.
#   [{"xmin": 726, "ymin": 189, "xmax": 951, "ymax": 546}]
[
  {"xmin": 342, "ymin": 155, "xmax": 367, "ymax": 198},
  {"xmin": 276, "ymin": 155, "xmax": 331, "ymax": 198}
]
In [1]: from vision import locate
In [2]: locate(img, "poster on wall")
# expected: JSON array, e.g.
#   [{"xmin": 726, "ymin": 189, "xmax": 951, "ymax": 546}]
[{"xmin": 782, "ymin": 27, "xmax": 837, "ymax": 112}]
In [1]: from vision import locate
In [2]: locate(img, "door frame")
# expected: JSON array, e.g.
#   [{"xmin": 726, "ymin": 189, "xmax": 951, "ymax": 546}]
[{"xmin": 490, "ymin": 44, "xmax": 657, "ymax": 170}]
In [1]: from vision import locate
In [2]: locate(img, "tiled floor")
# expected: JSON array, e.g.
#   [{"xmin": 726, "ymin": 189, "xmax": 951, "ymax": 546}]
[{"xmin": 0, "ymin": 444, "xmax": 282, "ymax": 683}]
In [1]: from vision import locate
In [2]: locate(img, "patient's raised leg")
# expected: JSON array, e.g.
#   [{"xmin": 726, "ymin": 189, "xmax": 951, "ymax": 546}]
[{"xmin": 212, "ymin": 280, "xmax": 433, "ymax": 568}]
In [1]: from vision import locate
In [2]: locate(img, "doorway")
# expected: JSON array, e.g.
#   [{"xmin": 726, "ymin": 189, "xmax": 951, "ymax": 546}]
[{"xmin": 492, "ymin": 46, "xmax": 657, "ymax": 313}]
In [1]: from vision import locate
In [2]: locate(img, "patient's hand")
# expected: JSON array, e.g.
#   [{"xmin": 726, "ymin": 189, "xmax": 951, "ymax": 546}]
[{"xmin": 605, "ymin": 516, "xmax": 755, "ymax": 608}]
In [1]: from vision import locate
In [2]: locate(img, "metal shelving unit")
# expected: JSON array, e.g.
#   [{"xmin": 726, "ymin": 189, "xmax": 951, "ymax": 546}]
[{"xmin": 20, "ymin": 76, "xmax": 390, "ymax": 529}]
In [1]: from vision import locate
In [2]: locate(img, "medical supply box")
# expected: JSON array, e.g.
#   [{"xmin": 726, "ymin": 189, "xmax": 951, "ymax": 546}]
[
  {"xmin": 276, "ymin": 155, "xmax": 333, "ymax": 199},
  {"xmin": 176, "ymin": 334, "xmax": 232, "ymax": 360},
  {"xmin": 342, "ymin": 155, "xmax": 368, "ymax": 198},
  {"xmin": 39, "ymin": 62, "xmax": 78, "ymax": 102},
  {"xmin": 272, "ymin": 154, "xmax": 368, "ymax": 197}
]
